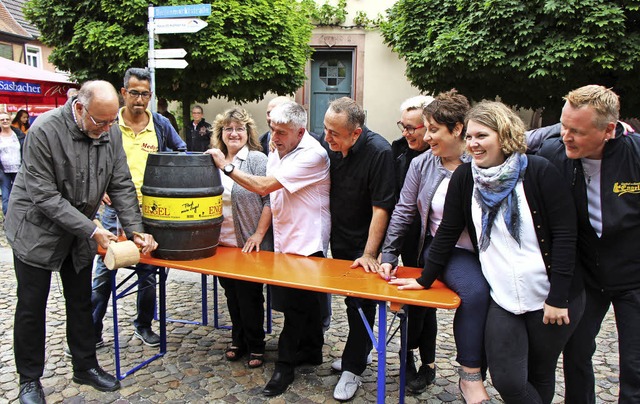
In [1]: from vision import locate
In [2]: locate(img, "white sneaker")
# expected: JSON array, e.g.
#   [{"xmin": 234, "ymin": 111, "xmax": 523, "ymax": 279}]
[
  {"xmin": 331, "ymin": 352, "xmax": 373, "ymax": 372},
  {"xmin": 333, "ymin": 370, "xmax": 362, "ymax": 401}
]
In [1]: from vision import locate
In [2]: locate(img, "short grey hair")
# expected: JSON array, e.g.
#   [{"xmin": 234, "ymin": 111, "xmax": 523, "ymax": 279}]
[
  {"xmin": 270, "ymin": 102, "xmax": 307, "ymax": 129},
  {"xmin": 123, "ymin": 68, "xmax": 152, "ymax": 88},
  {"xmin": 400, "ymin": 95, "xmax": 434, "ymax": 112}
]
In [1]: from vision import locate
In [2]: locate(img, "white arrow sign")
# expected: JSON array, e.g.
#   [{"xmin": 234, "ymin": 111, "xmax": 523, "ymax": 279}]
[
  {"xmin": 154, "ymin": 48, "xmax": 187, "ymax": 59},
  {"xmin": 154, "ymin": 59, "xmax": 189, "ymax": 69},
  {"xmin": 154, "ymin": 18, "xmax": 208, "ymax": 34}
]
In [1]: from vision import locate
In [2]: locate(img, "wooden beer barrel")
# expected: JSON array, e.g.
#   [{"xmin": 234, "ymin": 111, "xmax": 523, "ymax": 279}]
[{"xmin": 141, "ymin": 152, "xmax": 223, "ymax": 260}]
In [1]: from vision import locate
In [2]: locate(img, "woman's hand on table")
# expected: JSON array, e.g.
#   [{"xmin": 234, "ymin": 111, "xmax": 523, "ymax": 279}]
[
  {"xmin": 242, "ymin": 233, "xmax": 264, "ymax": 253},
  {"xmin": 378, "ymin": 262, "xmax": 397, "ymax": 281},
  {"xmin": 388, "ymin": 277, "xmax": 425, "ymax": 290}
]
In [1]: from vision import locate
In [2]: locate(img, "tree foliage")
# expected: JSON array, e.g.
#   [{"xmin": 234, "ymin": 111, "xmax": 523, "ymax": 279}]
[
  {"xmin": 381, "ymin": 0, "xmax": 640, "ymax": 119},
  {"xmin": 25, "ymin": 0, "xmax": 314, "ymax": 109}
]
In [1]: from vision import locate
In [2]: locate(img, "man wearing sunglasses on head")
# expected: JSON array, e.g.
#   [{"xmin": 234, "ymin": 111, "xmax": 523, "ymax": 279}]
[{"xmin": 6, "ymin": 80, "xmax": 160, "ymax": 404}]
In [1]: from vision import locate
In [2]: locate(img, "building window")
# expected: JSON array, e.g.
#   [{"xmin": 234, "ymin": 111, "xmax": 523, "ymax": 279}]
[
  {"xmin": 0, "ymin": 43, "xmax": 12, "ymax": 60},
  {"xmin": 25, "ymin": 45, "xmax": 42, "ymax": 68},
  {"xmin": 318, "ymin": 60, "xmax": 346, "ymax": 87}
]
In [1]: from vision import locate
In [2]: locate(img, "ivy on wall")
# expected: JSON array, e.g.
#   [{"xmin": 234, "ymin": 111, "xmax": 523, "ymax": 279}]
[{"xmin": 302, "ymin": 0, "xmax": 384, "ymax": 29}]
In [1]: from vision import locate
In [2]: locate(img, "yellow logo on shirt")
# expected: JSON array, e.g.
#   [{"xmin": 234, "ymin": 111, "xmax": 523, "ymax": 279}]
[{"xmin": 613, "ymin": 182, "xmax": 640, "ymax": 196}]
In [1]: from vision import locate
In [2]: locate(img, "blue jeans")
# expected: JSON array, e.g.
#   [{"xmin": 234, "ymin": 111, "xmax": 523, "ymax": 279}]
[
  {"xmin": 90, "ymin": 205, "xmax": 157, "ymax": 339},
  {"xmin": 563, "ymin": 285, "xmax": 640, "ymax": 404},
  {"xmin": 435, "ymin": 246, "xmax": 490, "ymax": 368},
  {"xmin": 0, "ymin": 170, "xmax": 16, "ymax": 216}
]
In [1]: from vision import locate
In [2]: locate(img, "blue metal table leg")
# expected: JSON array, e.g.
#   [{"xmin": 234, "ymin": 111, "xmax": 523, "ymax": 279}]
[
  {"xmin": 201, "ymin": 273, "xmax": 208, "ymax": 325},
  {"xmin": 398, "ymin": 306, "xmax": 408, "ymax": 404},
  {"xmin": 111, "ymin": 270, "xmax": 122, "ymax": 380},
  {"xmin": 356, "ymin": 301, "xmax": 386, "ymax": 404},
  {"xmin": 111, "ymin": 266, "xmax": 166, "ymax": 380}
]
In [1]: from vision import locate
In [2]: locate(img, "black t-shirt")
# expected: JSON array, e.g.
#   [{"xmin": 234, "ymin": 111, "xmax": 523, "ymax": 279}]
[{"xmin": 321, "ymin": 127, "xmax": 396, "ymax": 260}]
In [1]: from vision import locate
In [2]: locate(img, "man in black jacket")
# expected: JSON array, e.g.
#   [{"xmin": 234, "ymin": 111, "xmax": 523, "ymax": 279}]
[
  {"xmin": 186, "ymin": 105, "xmax": 211, "ymax": 151},
  {"xmin": 537, "ymin": 85, "xmax": 640, "ymax": 404}
]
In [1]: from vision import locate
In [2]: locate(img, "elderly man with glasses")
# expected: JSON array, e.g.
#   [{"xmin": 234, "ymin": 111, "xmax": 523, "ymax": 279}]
[
  {"xmin": 6, "ymin": 80, "xmax": 160, "ymax": 404},
  {"xmin": 87, "ymin": 68, "xmax": 186, "ymax": 353}
]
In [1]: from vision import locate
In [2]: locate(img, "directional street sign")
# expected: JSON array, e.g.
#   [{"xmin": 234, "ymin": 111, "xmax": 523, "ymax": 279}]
[
  {"xmin": 153, "ymin": 48, "xmax": 187, "ymax": 59},
  {"xmin": 154, "ymin": 18, "xmax": 208, "ymax": 34},
  {"xmin": 154, "ymin": 59, "xmax": 189, "ymax": 69},
  {"xmin": 154, "ymin": 4, "xmax": 211, "ymax": 19}
]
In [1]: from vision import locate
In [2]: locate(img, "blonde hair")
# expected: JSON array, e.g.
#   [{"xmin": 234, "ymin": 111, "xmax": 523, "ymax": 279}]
[
  {"xmin": 564, "ymin": 85, "xmax": 619, "ymax": 130},
  {"xmin": 465, "ymin": 101, "xmax": 527, "ymax": 155},
  {"xmin": 211, "ymin": 108, "xmax": 261, "ymax": 155}
]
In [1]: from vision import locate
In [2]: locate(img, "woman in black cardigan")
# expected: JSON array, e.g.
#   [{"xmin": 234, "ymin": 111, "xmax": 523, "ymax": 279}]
[{"xmin": 388, "ymin": 101, "xmax": 585, "ymax": 404}]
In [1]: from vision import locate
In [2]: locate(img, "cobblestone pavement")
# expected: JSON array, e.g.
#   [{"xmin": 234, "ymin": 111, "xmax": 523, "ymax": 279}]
[{"xmin": 0, "ymin": 229, "xmax": 620, "ymax": 403}]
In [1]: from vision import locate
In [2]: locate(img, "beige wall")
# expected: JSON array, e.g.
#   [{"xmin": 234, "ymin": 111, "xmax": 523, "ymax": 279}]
[{"xmin": 189, "ymin": 0, "xmax": 424, "ymax": 142}]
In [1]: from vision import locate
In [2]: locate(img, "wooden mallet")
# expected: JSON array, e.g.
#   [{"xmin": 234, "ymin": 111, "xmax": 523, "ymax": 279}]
[{"xmin": 93, "ymin": 219, "xmax": 142, "ymax": 270}]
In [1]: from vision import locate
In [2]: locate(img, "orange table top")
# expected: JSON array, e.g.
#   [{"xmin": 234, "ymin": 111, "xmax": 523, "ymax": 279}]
[{"xmin": 131, "ymin": 247, "xmax": 460, "ymax": 310}]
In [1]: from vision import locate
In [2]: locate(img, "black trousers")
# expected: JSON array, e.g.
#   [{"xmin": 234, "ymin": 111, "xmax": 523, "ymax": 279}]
[
  {"xmin": 563, "ymin": 285, "xmax": 640, "ymax": 404},
  {"xmin": 485, "ymin": 293, "xmax": 585, "ymax": 404},
  {"xmin": 14, "ymin": 254, "xmax": 99, "ymax": 383},
  {"xmin": 272, "ymin": 286, "xmax": 326, "ymax": 374},
  {"xmin": 273, "ymin": 251, "xmax": 326, "ymax": 375},
  {"xmin": 218, "ymin": 277, "xmax": 266, "ymax": 354},
  {"xmin": 342, "ymin": 296, "xmax": 377, "ymax": 375}
]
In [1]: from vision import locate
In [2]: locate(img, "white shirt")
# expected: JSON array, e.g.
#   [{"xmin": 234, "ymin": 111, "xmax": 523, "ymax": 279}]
[
  {"xmin": 267, "ymin": 132, "xmax": 331, "ymax": 256},
  {"xmin": 581, "ymin": 158, "xmax": 603, "ymax": 237},
  {"xmin": 472, "ymin": 182, "xmax": 550, "ymax": 314},
  {"xmin": 428, "ymin": 177, "xmax": 474, "ymax": 251},
  {"xmin": 0, "ymin": 133, "xmax": 21, "ymax": 173}
]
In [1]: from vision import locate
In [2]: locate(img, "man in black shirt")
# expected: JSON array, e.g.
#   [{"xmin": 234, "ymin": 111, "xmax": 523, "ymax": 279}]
[{"xmin": 320, "ymin": 97, "xmax": 396, "ymax": 401}]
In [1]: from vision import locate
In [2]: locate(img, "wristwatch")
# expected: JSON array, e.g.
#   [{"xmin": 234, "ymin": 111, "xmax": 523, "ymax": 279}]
[{"xmin": 222, "ymin": 163, "xmax": 235, "ymax": 176}]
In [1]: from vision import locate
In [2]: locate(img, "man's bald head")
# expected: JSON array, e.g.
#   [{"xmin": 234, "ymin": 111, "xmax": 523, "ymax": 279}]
[{"xmin": 75, "ymin": 80, "xmax": 120, "ymax": 139}]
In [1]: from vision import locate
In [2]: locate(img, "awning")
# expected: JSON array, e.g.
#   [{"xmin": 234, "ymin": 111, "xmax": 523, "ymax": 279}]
[{"xmin": 0, "ymin": 57, "xmax": 77, "ymax": 106}]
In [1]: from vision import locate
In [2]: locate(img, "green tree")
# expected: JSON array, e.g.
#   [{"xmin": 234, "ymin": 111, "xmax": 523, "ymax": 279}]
[
  {"xmin": 25, "ymin": 0, "xmax": 313, "ymax": 125},
  {"xmin": 381, "ymin": 0, "xmax": 640, "ymax": 121}
]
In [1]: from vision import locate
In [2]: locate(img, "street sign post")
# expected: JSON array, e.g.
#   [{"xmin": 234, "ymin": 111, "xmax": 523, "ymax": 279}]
[
  {"xmin": 147, "ymin": 4, "xmax": 212, "ymax": 112},
  {"xmin": 154, "ymin": 18, "xmax": 208, "ymax": 35},
  {"xmin": 153, "ymin": 59, "xmax": 189, "ymax": 69},
  {"xmin": 154, "ymin": 4, "xmax": 212, "ymax": 19},
  {"xmin": 153, "ymin": 48, "xmax": 188, "ymax": 59}
]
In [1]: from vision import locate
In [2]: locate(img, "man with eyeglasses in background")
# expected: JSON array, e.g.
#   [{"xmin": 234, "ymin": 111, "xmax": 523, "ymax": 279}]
[
  {"xmin": 88, "ymin": 68, "xmax": 186, "ymax": 352},
  {"xmin": 187, "ymin": 104, "xmax": 212, "ymax": 151},
  {"xmin": 389, "ymin": 95, "xmax": 439, "ymax": 394},
  {"xmin": 6, "ymin": 80, "xmax": 160, "ymax": 403}
]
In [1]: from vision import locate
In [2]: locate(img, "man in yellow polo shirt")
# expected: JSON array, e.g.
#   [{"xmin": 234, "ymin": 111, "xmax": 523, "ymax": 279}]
[{"xmin": 89, "ymin": 68, "xmax": 186, "ymax": 348}]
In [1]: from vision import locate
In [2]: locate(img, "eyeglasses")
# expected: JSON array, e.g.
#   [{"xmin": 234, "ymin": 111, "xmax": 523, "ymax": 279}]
[
  {"xmin": 83, "ymin": 106, "xmax": 117, "ymax": 128},
  {"xmin": 223, "ymin": 127, "xmax": 246, "ymax": 134},
  {"xmin": 397, "ymin": 121, "xmax": 425, "ymax": 135},
  {"xmin": 126, "ymin": 90, "xmax": 152, "ymax": 100}
]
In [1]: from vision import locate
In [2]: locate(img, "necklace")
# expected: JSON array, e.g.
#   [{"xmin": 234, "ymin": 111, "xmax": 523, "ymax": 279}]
[
  {"xmin": 582, "ymin": 162, "xmax": 601, "ymax": 185},
  {"xmin": 442, "ymin": 157, "xmax": 463, "ymax": 172}
]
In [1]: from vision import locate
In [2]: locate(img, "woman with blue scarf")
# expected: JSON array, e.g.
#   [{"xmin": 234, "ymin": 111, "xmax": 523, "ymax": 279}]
[{"xmin": 389, "ymin": 101, "xmax": 585, "ymax": 404}]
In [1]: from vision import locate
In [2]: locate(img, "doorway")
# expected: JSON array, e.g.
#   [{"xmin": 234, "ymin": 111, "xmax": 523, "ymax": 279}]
[{"xmin": 309, "ymin": 49, "xmax": 354, "ymax": 136}]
